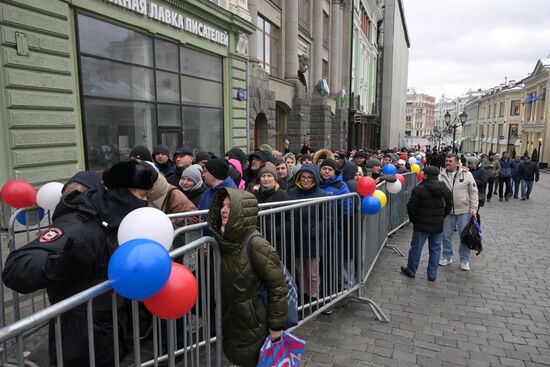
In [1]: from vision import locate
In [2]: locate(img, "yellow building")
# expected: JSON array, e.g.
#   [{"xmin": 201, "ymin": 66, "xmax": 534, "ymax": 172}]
[{"xmin": 519, "ymin": 59, "xmax": 549, "ymax": 166}]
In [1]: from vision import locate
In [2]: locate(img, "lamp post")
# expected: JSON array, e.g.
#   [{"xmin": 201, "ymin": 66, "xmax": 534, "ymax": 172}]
[
  {"xmin": 539, "ymin": 138, "xmax": 542, "ymax": 162},
  {"xmin": 444, "ymin": 111, "xmax": 468, "ymax": 154}
]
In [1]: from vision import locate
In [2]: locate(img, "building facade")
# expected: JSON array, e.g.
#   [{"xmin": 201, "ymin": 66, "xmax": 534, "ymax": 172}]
[
  {"xmin": 0, "ymin": 0, "xmax": 254, "ymax": 187},
  {"xmin": 405, "ymin": 88, "xmax": 435, "ymax": 138},
  {"xmin": 519, "ymin": 59, "xmax": 549, "ymax": 166}
]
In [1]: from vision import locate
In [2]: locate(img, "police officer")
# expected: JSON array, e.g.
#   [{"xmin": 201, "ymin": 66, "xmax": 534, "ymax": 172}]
[{"xmin": 2, "ymin": 160, "xmax": 158, "ymax": 367}]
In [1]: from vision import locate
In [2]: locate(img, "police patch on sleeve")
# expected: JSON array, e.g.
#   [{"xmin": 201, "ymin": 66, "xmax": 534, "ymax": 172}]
[{"xmin": 39, "ymin": 228, "xmax": 63, "ymax": 243}]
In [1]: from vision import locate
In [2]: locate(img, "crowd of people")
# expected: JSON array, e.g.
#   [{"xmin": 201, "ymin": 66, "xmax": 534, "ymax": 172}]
[{"xmin": 1, "ymin": 139, "xmax": 543, "ymax": 367}]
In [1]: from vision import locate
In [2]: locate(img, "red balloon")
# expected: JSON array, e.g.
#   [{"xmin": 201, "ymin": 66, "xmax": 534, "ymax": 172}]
[
  {"xmin": 357, "ymin": 176, "xmax": 376, "ymax": 197},
  {"xmin": 417, "ymin": 171, "xmax": 424, "ymax": 183},
  {"xmin": 422, "ymin": 158, "xmax": 427, "ymax": 164},
  {"xmin": 395, "ymin": 174, "xmax": 405, "ymax": 187},
  {"xmin": 144, "ymin": 263, "xmax": 198, "ymax": 320},
  {"xmin": 0, "ymin": 180, "xmax": 37, "ymax": 208},
  {"xmin": 399, "ymin": 154, "xmax": 407, "ymax": 160}
]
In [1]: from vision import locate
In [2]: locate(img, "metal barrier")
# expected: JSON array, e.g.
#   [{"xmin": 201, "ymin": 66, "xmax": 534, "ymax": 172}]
[{"xmin": 0, "ymin": 173, "xmax": 417, "ymax": 366}]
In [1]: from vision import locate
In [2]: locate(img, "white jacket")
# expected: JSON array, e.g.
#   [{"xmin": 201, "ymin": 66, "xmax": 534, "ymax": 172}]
[{"xmin": 438, "ymin": 167, "xmax": 478, "ymax": 215}]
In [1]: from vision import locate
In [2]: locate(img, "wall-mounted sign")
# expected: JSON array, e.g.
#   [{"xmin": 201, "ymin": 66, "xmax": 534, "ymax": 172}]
[
  {"xmin": 105, "ymin": 0, "xmax": 229, "ymax": 46},
  {"xmin": 236, "ymin": 88, "xmax": 246, "ymax": 101}
]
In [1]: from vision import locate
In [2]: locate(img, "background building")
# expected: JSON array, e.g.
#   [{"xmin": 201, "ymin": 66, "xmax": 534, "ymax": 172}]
[{"xmin": 405, "ymin": 88, "xmax": 435, "ymax": 146}]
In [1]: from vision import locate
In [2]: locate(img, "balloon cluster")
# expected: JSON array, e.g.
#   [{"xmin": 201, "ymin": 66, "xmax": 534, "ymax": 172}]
[
  {"xmin": 109, "ymin": 207, "xmax": 198, "ymax": 319},
  {"xmin": 408, "ymin": 154, "xmax": 426, "ymax": 183},
  {"xmin": 357, "ymin": 161, "xmax": 405, "ymax": 216}
]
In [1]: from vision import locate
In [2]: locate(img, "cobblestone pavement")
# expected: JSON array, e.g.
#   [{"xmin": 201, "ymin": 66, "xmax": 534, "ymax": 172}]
[{"xmin": 294, "ymin": 171, "xmax": 550, "ymax": 367}]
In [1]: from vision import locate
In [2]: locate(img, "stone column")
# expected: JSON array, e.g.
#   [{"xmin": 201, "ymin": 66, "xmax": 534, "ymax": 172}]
[
  {"xmin": 285, "ymin": 0, "xmax": 299, "ymax": 80},
  {"xmin": 329, "ymin": 0, "xmax": 342, "ymax": 91},
  {"xmin": 311, "ymin": 0, "xmax": 323, "ymax": 83},
  {"xmin": 247, "ymin": 0, "xmax": 258, "ymax": 62}
]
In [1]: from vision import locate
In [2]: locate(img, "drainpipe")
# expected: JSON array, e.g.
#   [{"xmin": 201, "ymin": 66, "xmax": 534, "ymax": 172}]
[{"xmin": 347, "ymin": 0, "xmax": 355, "ymax": 150}]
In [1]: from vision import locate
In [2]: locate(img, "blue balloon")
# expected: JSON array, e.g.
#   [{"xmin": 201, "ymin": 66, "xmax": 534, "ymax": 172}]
[
  {"xmin": 382, "ymin": 164, "xmax": 397, "ymax": 175},
  {"xmin": 16, "ymin": 208, "xmax": 45, "ymax": 226},
  {"xmin": 416, "ymin": 158, "xmax": 421, "ymax": 165},
  {"xmin": 108, "ymin": 238, "xmax": 172, "ymax": 300},
  {"xmin": 361, "ymin": 195, "xmax": 382, "ymax": 215}
]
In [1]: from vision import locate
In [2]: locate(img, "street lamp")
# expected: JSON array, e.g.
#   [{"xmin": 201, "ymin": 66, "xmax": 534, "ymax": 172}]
[{"xmin": 444, "ymin": 111, "xmax": 467, "ymax": 153}]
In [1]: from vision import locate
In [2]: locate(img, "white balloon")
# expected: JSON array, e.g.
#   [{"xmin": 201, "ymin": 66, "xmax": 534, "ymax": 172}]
[
  {"xmin": 408, "ymin": 157, "xmax": 416, "ymax": 165},
  {"xmin": 398, "ymin": 159, "xmax": 406, "ymax": 166},
  {"xmin": 117, "ymin": 207, "xmax": 174, "ymax": 250},
  {"xmin": 36, "ymin": 182, "xmax": 64, "ymax": 211},
  {"xmin": 386, "ymin": 180, "xmax": 402, "ymax": 194}
]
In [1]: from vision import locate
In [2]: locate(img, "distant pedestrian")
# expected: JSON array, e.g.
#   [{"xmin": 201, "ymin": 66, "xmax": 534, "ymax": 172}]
[
  {"xmin": 438, "ymin": 154, "xmax": 478, "ymax": 271},
  {"xmin": 401, "ymin": 166, "xmax": 452, "ymax": 281},
  {"xmin": 511, "ymin": 155, "xmax": 523, "ymax": 199},
  {"xmin": 180, "ymin": 164, "xmax": 206, "ymax": 208},
  {"xmin": 482, "ymin": 153, "xmax": 500, "ymax": 202},
  {"xmin": 274, "ymin": 158, "xmax": 291, "ymax": 191},
  {"xmin": 466, "ymin": 157, "xmax": 488, "ymax": 223},
  {"xmin": 152, "ymin": 144, "xmax": 176, "ymax": 177},
  {"xmin": 517, "ymin": 156, "xmax": 540, "ymax": 200},
  {"xmin": 498, "ymin": 152, "xmax": 513, "ymax": 201},
  {"xmin": 198, "ymin": 158, "xmax": 237, "ymax": 213},
  {"xmin": 167, "ymin": 148, "xmax": 194, "ymax": 188},
  {"xmin": 244, "ymin": 150, "xmax": 272, "ymax": 192}
]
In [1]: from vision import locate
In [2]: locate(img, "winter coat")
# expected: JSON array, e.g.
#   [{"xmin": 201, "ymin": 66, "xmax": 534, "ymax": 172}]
[
  {"xmin": 208, "ymin": 189, "xmax": 287, "ymax": 367},
  {"xmin": 499, "ymin": 158, "xmax": 514, "ymax": 178},
  {"xmin": 320, "ymin": 173, "xmax": 352, "ymax": 216},
  {"xmin": 407, "ymin": 178, "xmax": 452, "ymax": 234},
  {"xmin": 339, "ymin": 159, "xmax": 358, "ymax": 182},
  {"xmin": 470, "ymin": 167, "xmax": 488, "ymax": 204},
  {"xmin": 198, "ymin": 177, "xmax": 237, "ymax": 212},
  {"xmin": 511, "ymin": 159, "xmax": 522, "ymax": 178},
  {"xmin": 483, "ymin": 158, "xmax": 501, "ymax": 177},
  {"xmin": 2, "ymin": 188, "xmax": 146, "ymax": 366},
  {"xmin": 288, "ymin": 164, "xmax": 329, "ymax": 257},
  {"xmin": 183, "ymin": 185, "xmax": 207, "ymax": 208},
  {"xmin": 438, "ymin": 167, "xmax": 479, "ymax": 215},
  {"xmin": 166, "ymin": 166, "xmax": 185, "ymax": 188},
  {"xmin": 518, "ymin": 161, "xmax": 540, "ymax": 182}
]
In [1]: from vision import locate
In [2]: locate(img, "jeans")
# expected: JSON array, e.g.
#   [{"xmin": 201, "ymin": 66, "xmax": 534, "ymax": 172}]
[
  {"xmin": 487, "ymin": 177, "xmax": 496, "ymax": 200},
  {"xmin": 520, "ymin": 180, "xmax": 534, "ymax": 199},
  {"xmin": 513, "ymin": 176, "xmax": 521, "ymax": 198},
  {"xmin": 498, "ymin": 176, "xmax": 512, "ymax": 198},
  {"xmin": 406, "ymin": 230, "xmax": 442, "ymax": 279},
  {"xmin": 442, "ymin": 213, "xmax": 471, "ymax": 263}
]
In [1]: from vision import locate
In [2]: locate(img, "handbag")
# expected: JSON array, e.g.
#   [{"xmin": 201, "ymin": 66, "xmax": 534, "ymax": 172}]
[
  {"xmin": 460, "ymin": 218, "xmax": 483, "ymax": 255},
  {"xmin": 256, "ymin": 332, "xmax": 305, "ymax": 367}
]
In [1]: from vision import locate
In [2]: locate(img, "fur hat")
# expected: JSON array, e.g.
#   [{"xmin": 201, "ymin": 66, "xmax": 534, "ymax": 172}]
[
  {"xmin": 313, "ymin": 148, "xmax": 334, "ymax": 165},
  {"xmin": 103, "ymin": 160, "xmax": 158, "ymax": 190}
]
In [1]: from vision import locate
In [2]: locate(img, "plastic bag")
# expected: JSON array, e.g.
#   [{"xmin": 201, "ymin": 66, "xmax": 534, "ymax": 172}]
[
  {"xmin": 461, "ymin": 218, "xmax": 483, "ymax": 255},
  {"xmin": 256, "ymin": 332, "xmax": 306, "ymax": 367}
]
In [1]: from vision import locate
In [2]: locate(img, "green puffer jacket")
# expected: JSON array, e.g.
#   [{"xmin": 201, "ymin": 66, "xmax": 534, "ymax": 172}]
[{"xmin": 208, "ymin": 188, "xmax": 288, "ymax": 367}]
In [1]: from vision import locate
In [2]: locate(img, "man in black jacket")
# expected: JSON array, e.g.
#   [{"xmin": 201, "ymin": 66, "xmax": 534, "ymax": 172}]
[
  {"xmin": 518, "ymin": 155, "xmax": 540, "ymax": 200},
  {"xmin": 401, "ymin": 166, "xmax": 452, "ymax": 281},
  {"xmin": 2, "ymin": 160, "xmax": 157, "ymax": 367}
]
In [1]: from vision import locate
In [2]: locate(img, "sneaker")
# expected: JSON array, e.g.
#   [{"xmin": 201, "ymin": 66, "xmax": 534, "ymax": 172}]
[
  {"xmin": 526, "ymin": 195, "xmax": 530, "ymax": 200},
  {"xmin": 460, "ymin": 262, "xmax": 470, "ymax": 271},
  {"xmin": 521, "ymin": 197, "xmax": 526, "ymax": 201},
  {"xmin": 439, "ymin": 258, "xmax": 453, "ymax": 266},
  {"xmin": 428, "ymin": 277, "xmax": 436, "ymax": 281}
]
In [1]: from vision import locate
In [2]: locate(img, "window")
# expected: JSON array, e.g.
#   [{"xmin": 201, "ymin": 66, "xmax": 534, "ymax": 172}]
[
  {"xmin": 298, "ymin": 0, "xmax": 310, "ymax": 30},
  {"xmin": 257, "ymin": 15, "xmax": 280, "ymax": 77},
  {"xmin": 493, "ymin": 103, "xmax": 497, "ymax": 118},
  {"xmin": 487, "ymin": 105, "xmax": 491, "ymax": 119},
  {"xmin": 360, "ymin": 5, "xmax": 371, "ymax": 42},
  {"xmin": 322, "ymin": 11, "xmax": 330, "ymax": 48},
  {"xmin": 77, "ymin": 14, "xmax": 224, "ymax": 170},
  {"xmin": 499, "ymin": 102, "xmax": 505, "ymax": 117},
  {"xmin": 510, "ymin": 100, "xmax": 520, "ymax": 116}
]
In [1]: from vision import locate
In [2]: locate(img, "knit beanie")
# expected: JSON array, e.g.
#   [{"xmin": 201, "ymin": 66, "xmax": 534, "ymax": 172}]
[
  {"xmin": 423, "ymin": 166, "xmax": 440, "ymax": 180},
  {"xmin": 258, "ymin": 162, "xmax": 277, "ymax": 178},
  {"xmin": 103, "ymin": 160, "xmax": 158, "ymax": 190},
  {"xmin": 152, "ymin": 144, "xmax": 170, "ymax": 156},
  {"xmin": 258, "ymin": 144, "xmax": 273, "ymax": 153},
  {"xmin": 129, "ymin": 145, "xmax": 152, "ymax": 162},
  {"xmin": 195, "ymin": 151, "xmax": 211, "ymax": 162},
  {"xmin": 466, "ymin": 157, "xmax": 480, "ymax": 165},
  {"xmin": 181, "ymin": 164, "xmax": 203, "ymax": 190},
  {"xmin": 204, "ymin": 158, "xmax": 229, "ymax": 180},
  {"xmin": 320, "ymin": 159, "xmax": 340, "ymax": 174},
  {"xmin": 63, "ymin": 171, "xmax": 102, "ymax": 192},
  {"xmin": 366, "ymin": 159, "xmax": 381, "ymax": 169},
  {"xmin": 225, "ymin": 147, "xmax": 248, "ymax": 167}
]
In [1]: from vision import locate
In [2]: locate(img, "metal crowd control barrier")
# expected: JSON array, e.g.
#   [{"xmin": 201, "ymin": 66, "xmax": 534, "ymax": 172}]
[{"xmin": 0, "ymin": 173, "xmax": 417, "ymax": 366}]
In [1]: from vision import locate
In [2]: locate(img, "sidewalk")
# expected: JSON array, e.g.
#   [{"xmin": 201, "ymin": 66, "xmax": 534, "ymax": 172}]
[{"xmin": 294, "ymin": 172, "xmax": 550, "ymax": 367}]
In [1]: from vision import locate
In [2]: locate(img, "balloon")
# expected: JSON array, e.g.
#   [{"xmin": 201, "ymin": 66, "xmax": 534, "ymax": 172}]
[
  {"xmin": 417, "ymin": 154, "xmax": 422, "ymax": 160},
  {"xmin": 16, "ymin": 208, "xmax": 45, "ymax": 226},
  {"xmin": 144, "ymin": 263, "xmax": 198, "ymax": 320},
  {"xmin": 0, "ymin": 180, "xmax": 36, "ymax": 208},
  {"xmin": 382, "ymin": 164, "xmax": 397, "ymax": 175},
  {"xmin": 108, "ymin": 238, "xmax": 172, "ymax": 300},
  {"xmin": 36, "ymin": 182, "xmax": 64, "ymax": 212},
  {"xmin": 386, "ymin": 180, "xmax": 403, "ymax": 194},
  {"xmin": 417, "ymin": 171, "xmax": 424, "ymax": 183},
  {"xmin": 361, "ymin": 195, "xmax": 381, "ymax": 215},
  {"xmin": 357, "ymin": 177, "xmax": 376, "ymax": 197},
  {"xmin": 416, "ymin": 158, "xmax": 421, "ymax": 165},
  {"xmin": 399, "ymin": 154, "xmax": 407, "ymax": 160},
  {"xmin": 410, "ymin": 164, "xmax": 421, "ymax": 173},
  {"xmin": 398, "ymin": 159, "xmax": 406, "ymax": 167},
  {"xmin": 408, "ymin": 157, "xmax": 416, "ymax": 165},
  {"xmin": 422, "ymin": 158, "xmax": 427, "ymax": 164},
  {"xmin": 372, "ymin": 190, "xmax": 387, "ymax": 208},
  {"xmin": 118, "ymin": 207, "xmax": 174, "ymax": 250},
  {"xmin": 395, "ymin": 174, "xmax": 405, "ymax": 187}
]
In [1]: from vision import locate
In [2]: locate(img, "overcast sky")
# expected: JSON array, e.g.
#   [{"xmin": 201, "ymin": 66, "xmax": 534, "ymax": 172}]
[{"xmin": 404, "ymin": 0, "xmax": 550, "ymax": 100}]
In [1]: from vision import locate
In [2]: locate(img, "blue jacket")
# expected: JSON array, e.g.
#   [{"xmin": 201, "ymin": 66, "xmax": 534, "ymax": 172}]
[
  {"xmin": 320, "ymin": 173, "xmax": 352, "ymax": 216},
  {"xmin": 499, "ymin": 158, "xmax": 513, "ymax": 178},
  {"xmin": 198, "ymin": 177, "xmax": 237, "ymax": 212},
  {"xmin": 511, "ymin": 159, "xmax": 522, "ymax": 178}
]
